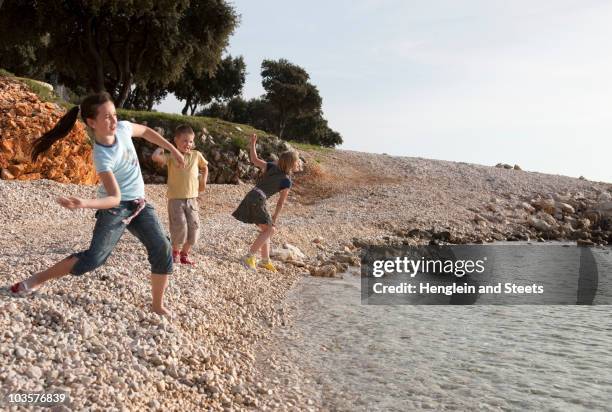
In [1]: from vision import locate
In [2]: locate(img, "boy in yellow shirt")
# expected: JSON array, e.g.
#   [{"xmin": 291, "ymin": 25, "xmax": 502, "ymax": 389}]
[{"xmin": 152, "ymin": 125, "xmax": 208, "ymax": 265}]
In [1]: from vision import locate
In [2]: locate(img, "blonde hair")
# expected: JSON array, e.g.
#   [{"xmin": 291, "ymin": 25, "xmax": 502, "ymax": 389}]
[
  {"xmin": 278, "ymin": 150, "xmax": 300, "ymax": 174},
  {"xmin": 174, "ymin": 124, "xmax": 195, "ymax": 139}
]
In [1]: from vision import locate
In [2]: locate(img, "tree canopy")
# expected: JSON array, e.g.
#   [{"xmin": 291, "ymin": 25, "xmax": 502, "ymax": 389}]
[
  {"xmin": 261, "ymin": 59, "xmax": 322, "ymax": 139},
  {"xmin": 200, "ymin": 59, "xmax": 342, "ymax": 147},
  {"xmin": 0, "ymin": 0, "xmax": 238, "ymax": 107},
  {"xmin": 172, "ymin": 55, "xmax": 246, "ymax": 116},
  {"xmin": 0, "ymin": 4, "xmax": 342, "ymax": 148}
]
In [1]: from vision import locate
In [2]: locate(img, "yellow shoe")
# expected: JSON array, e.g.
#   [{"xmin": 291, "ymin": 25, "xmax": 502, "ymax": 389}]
[
  {"xmin": 241, "ymin": 255, "xmax": 257, "ymax": 271},
  {"xmin": 260, "ymin": 260, "xmax": 278, "ymax": 272}
]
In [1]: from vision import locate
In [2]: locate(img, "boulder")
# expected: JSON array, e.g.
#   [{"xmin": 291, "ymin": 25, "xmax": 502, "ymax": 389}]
[
  {"xmin": 281, "ymin": 243, "xmax": 306, "ymax": 259},
  {"xmin": 270, "ymin": 243, "xmax": 306, "ymax": 264},
  {"xmin": 519, "ymin": 202, "xmax": 536, "ymax": 213},
  {"xmin": 331, "ymin": 253, "xmax": 360, "ymax": 266},
  {"xmin": 531, "ymin": 198, "xmax": 556, "ymax": 214},
  {"xmin": 577, "ymin": 218, "xmax": 591, "ymax": 230},
  {"xmin": 555, "ymin": 202, "xmax": 575, "ymax": 214},
  {"xmin": 0, "ymin": 168, "xmax": 14, "ymax": 180},
  {"xmin": 528, "ymin": 216, "xmax": 552, "ymax": 232},
  {"xmin": 564, "ymin": 215, "xmax": 578, "ymax": 229},
  {"xmin": 310, "ymin": 265, "xmax": 337, "ymax": 278},
  {"xmin": 537, "ymin": 212, "xmax": 557, "ymax": 227}
]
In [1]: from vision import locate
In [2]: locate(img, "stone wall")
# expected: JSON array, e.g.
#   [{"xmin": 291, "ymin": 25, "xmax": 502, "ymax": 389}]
[{"xmin": 133, "ymin": 124, "xmax": 294, "ymax": 185}]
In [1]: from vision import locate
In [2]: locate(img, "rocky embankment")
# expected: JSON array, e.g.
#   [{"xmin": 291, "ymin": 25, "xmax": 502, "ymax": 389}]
[
  {"xmin": 472, "ymin": 191, "xmax": 612, "ymax": 246},
  {"xmin": 0, "ymin": 78, "xmax": 96, "ymax": 184},
  {"xmin": 385, "ymin": 188, "xmax": 612, "ymax": 247}
]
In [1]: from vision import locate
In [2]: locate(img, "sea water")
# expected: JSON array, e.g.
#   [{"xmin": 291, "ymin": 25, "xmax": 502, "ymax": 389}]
[{"xmin": 281, "ymin": 244, "xmax": 612, "ymax": 411}]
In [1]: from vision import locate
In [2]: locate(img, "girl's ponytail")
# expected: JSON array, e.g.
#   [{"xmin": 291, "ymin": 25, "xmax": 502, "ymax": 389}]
[
  {"xmin": 31, "ymin": 91, "xmax": 112, "ymax": 161},
  {"xmin": 31, "ymin": 105, "xmax": 80, "ymax": 161}
]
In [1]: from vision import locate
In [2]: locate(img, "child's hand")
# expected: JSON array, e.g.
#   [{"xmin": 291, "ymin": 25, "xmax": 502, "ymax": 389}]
[
  {"xmin": 57, "ymin": 196, "xmax": 86, "ymax": 209},
  {"xmin": 250, "ymin": 133, "xmax": 257, "ymax": 146},
  {"xmin": 151, "ymin": 148, "xmax": 167, "ymax": 166}
]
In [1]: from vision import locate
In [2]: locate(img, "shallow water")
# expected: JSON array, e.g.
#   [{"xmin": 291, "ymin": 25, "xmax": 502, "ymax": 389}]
[
  {"xmin": 363, "ymin": 244, "xmax": 612, "ymax": 305},
  {"xmin": 284, "ymin": 245, "xmax": 612, "ymax": 411}
]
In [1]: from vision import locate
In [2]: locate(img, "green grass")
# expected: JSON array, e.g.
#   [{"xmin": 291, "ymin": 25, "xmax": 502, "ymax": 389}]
[
  {"xmin": 1, "ymin": 69, "xmax": 69, "ymax": 107},
  {"xmin": 116, "ymin": 108, "xmax": 276, "ymax": 151},
  {"xmin": 289, "ymin": 141, "xmax": 333, "ymax": 152},
  {"xmin": 17, "ymin": 78, "xmax": 62, "ymax": 104}
]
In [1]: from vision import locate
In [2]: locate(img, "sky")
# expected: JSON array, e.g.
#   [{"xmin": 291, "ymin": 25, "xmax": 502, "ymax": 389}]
[{"xmin": 156, "ymin": 0, "xmax": 612, "ymax": 183}]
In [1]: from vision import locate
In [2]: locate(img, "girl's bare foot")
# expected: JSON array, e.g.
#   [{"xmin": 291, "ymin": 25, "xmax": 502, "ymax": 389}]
[
  {"xmin": 10, "ymin": 279, "xmax": 40, "ymax": 296},
  {"xmin": 152, "ymin": 305, "xmax": 172, "ymax": 317}
]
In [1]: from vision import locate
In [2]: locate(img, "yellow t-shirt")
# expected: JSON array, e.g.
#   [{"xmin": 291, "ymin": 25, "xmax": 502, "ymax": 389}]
[{"xmin": 164, "ymin": 150, "xmax": 208, "ymax": 199}]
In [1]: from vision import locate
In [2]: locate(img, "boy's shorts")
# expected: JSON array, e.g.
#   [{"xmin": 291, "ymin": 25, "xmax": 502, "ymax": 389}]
[{"xmin": 168, "ymin": 198, "xmax": 200, "ymax": 247}]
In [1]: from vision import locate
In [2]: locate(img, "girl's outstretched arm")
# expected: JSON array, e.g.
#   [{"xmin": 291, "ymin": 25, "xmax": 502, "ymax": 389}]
[
  {"xmin": 272, "ymin": 188, "xmax": 289, "ymax": 225},
  {"xmin": 131, "ymin": 123, "xmax": 185, "ymax": 168},
  {"xmin": 57, "ymin": 171, "xmax": 121, "ymax": 210},
  {"xmin": 249, "ymin": 134, "xmax": 267, "ymax": 170}
]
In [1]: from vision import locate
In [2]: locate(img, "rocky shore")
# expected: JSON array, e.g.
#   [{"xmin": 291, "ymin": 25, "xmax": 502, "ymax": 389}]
[{"xmin": 1, "ymin": 146, "xmax": 611, "ymax": 410}]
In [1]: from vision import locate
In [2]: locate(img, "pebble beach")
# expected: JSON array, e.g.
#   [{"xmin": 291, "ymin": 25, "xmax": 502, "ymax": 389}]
[{"xmin": 1, "ymin": 148, "xmax": 611, "ymax": 410}]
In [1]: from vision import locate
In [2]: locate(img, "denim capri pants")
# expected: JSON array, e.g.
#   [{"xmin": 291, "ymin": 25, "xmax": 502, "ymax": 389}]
[{"xmin": 70, "ymin": 201, "xmax": 173, "ymax": 275}]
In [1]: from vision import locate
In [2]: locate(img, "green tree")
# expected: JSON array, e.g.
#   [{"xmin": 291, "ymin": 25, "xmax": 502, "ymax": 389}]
[
  {"xmin": 0, "ymin": 1, "xmax": 52, "ymax": 79},
  {"xmin": 200, "ymin": 96, "xmax": 276, "ymax": 132},
  {"xmin": 173, "ymin": 55, "xmax": 246, "ymax": 115},
  {"xmin": 0, "ymin": 42, "xmax": 53, "ymax": 80},
  {"xmin": 201, "ymin": 96, "xmax": 343, "ymax": 147},
  {"xmin": 201, "ymin": 59, "xmax": 342, "ymax": 147},
  {"xmin": 124, "ymin": 80, "xmax": 169, "ymax": 111},
  {"xmin": 284, "ymin": 111, "xmax": 343, "ymax": 147},
  {"xmin": 261, "ymin": 59, "xmax": 322, "ymax": 139},
  {"xmin": 0, "ymin": 0, "xmax": 238, "ymax": 108}
]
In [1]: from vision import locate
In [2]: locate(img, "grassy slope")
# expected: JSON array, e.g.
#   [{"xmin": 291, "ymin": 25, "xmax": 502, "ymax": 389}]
[{"xmin": 116, "ymin": 108, "xmax": 276, "ymax": 151}]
